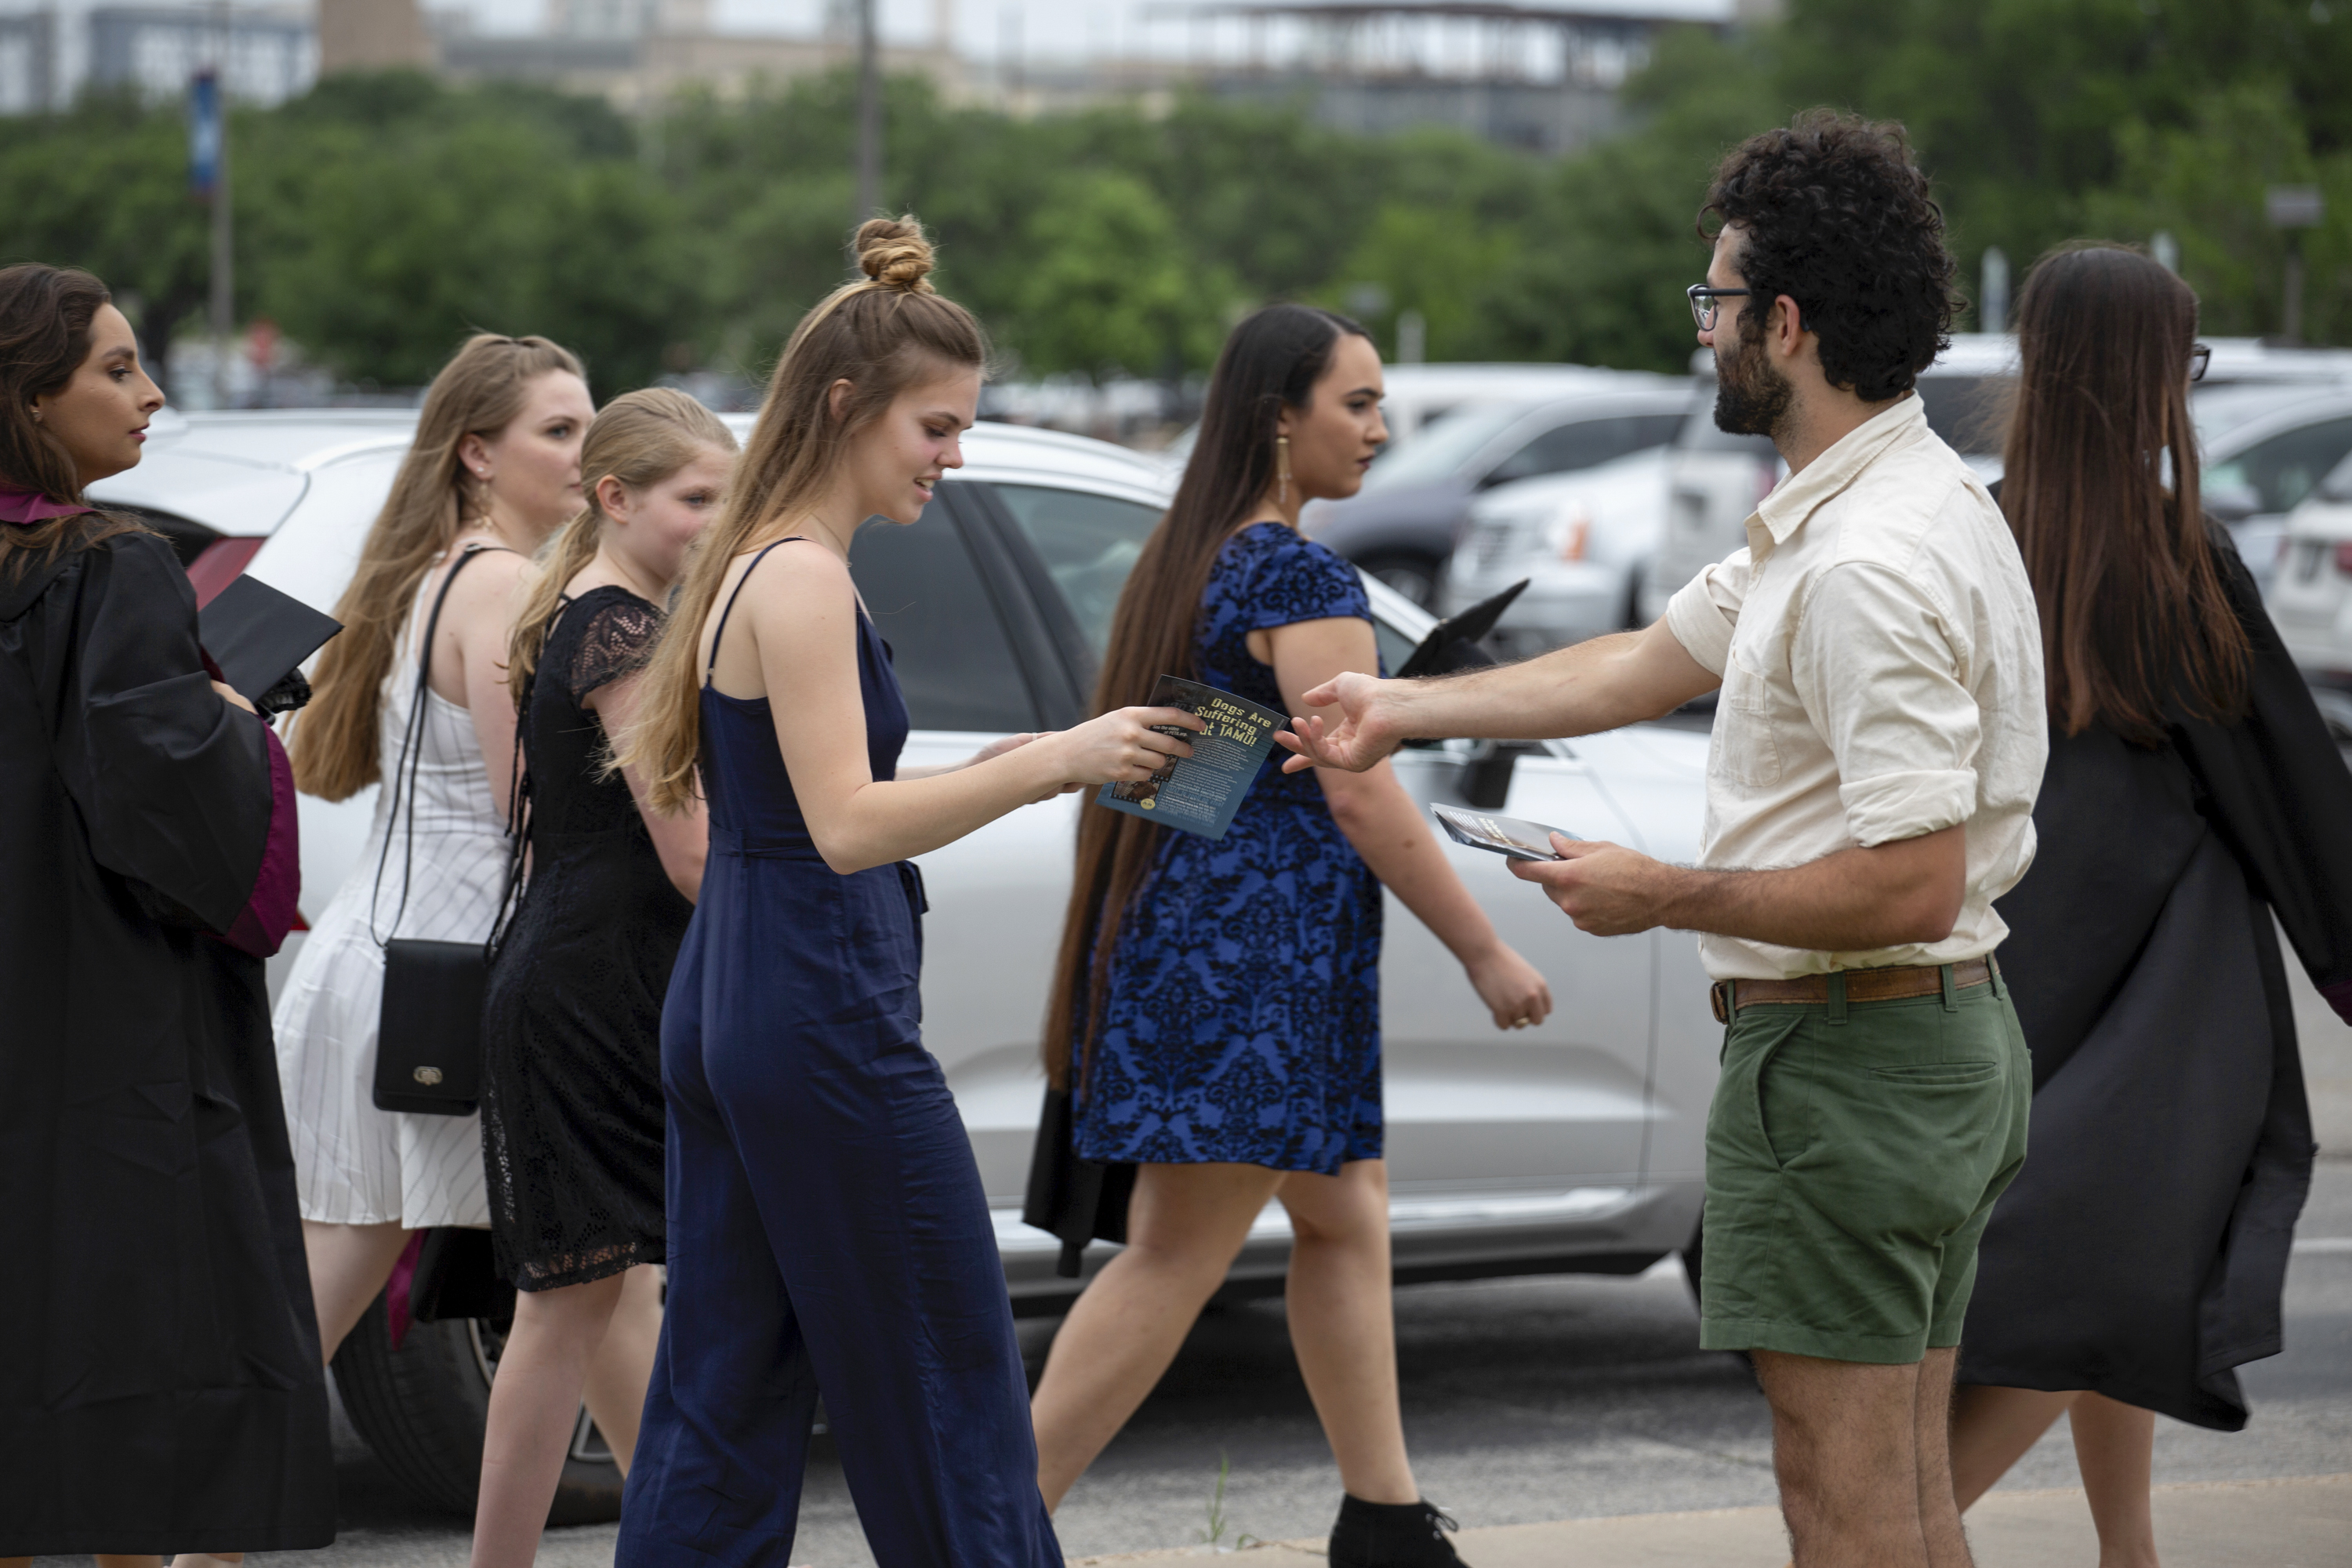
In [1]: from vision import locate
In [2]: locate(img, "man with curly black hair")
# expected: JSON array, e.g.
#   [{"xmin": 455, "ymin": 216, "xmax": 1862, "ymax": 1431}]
[{"xmin": 1276, "ymin": 111, "xmax": 2047, "ymax": 1568}]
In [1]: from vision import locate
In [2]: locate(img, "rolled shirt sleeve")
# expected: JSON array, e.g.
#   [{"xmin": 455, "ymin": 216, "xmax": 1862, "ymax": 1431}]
[
  {"xmin": 1664, "ymin": 548, "xmax": 1751, "ymax": 678},
  {"xmin": 1790, "ymin": 562, "xmax": 1981, "ymax": 848}
]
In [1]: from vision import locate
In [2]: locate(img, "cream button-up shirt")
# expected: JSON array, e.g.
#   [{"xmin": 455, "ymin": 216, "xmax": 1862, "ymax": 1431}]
[{"xmin": 1663, "ymin": 394, "xmax": 2046, "ymax": 982}]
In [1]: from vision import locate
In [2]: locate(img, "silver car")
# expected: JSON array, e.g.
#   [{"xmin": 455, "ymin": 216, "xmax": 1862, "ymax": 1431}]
[
  {"xmin": 1639, "ymin": 338, "xmax": 2352, "ymax": 626},
  {"xmin": 93, "ymin": 411, "xmax": 1719, "ymax": 1516},
  {"xmin": 1301, "ymin": 382, "xmax": 1691, "ymax": 609}
]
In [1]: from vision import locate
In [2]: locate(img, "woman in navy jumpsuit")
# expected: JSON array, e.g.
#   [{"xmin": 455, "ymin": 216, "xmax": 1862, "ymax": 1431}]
[{"xmin": 611, "ymin": 216, "xmax": 1196, "ymax": 1567}]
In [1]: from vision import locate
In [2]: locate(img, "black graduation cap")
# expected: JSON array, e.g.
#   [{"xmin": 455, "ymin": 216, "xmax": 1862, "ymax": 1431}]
[
  {"xmin": 1394, "ymin": 578, "xmax": 1529, "ymax": 680},
  {"xmin": 198, "ymin": 574, "xmax": 342, "ymax": 712}
]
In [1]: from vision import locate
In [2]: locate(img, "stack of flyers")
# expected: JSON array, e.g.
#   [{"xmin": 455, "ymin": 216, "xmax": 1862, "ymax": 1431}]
[{"xmin": 1095, "ymin": 675, "xmax": 1288, "ymax": 841}]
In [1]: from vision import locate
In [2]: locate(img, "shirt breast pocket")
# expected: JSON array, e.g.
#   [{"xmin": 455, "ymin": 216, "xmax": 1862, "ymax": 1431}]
[{"xmin": 1711, "ymin": 655, "xmax": 1784, "ymax": 789}]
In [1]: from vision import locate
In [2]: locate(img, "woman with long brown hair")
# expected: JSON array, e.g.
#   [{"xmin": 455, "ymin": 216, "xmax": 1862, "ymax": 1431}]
[
  {"xmin": 272, "ymin": 333, "xmax": 596, "ymax": 1366},
  {"xmin": 0, "ymin": 265, "xmax": 327, "ymax": 1560},
  {"xmin": 611, "ymin": 218, "xmax": 1194, "ymax": 1566},
  {"xmin": 470, "ymin": 389, "xmax": 734, "ymax": 1565},
  {"xmin": 1024, "ymin": 303, "xmax": 1551, "ymax": 1566},
  {"xmin": 1950, "ymin": 243, "xmax": 2352, "ymax": 1563}
]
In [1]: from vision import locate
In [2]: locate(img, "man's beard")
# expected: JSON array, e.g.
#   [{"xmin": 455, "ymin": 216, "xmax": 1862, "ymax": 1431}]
[{"xmin": 1713, "ymin": 325, "xmax": 1794, "ymax": 439}]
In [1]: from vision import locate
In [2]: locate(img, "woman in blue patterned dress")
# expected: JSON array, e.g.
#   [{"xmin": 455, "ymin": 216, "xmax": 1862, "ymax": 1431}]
[{"xmin": 1029, "ymin": 304, "xmax": 1553, "ymax": 1566}]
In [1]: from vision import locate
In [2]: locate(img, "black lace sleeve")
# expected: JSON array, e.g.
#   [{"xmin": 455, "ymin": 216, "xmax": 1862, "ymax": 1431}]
[{"xmin": 560, "ymin": 590, "xmax": 663, "ymax": 701}]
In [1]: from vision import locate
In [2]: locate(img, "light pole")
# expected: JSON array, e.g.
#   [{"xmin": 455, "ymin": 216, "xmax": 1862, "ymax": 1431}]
[
  {"xmin": 187, "ymin": 42, "xmax": 233, "ymax": 410},
  {"xmin": 855, "ymin": 0, "xmax": 880, "ymax": 227},
  {"xmin": 2266, "ymin": 185, "xmax": 2323, "ymax": 347},
  {"xmin": 1980, "ymin": 247, "xmax": 2009, "ymax": 335}
]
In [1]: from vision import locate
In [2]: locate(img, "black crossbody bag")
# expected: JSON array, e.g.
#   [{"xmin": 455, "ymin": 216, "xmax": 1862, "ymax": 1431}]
[{"xmin": 370, "ymin": 544, "xmax": 514, "ymax": 1116}]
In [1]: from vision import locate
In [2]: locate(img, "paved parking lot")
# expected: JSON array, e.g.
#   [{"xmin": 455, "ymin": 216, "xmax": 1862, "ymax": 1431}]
[
  {"xmin": 42, "ymin": 961, "xmax": 2350, "ymax": 1568},
  {"xmin": 274, "ymin": 1167, "xmax": 2350, "ymax": 1566}
]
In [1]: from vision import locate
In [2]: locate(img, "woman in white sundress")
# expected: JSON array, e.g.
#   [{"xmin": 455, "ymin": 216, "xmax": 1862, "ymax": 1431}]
[{"xmin": 276, "ymin": 333, "xmax": 602, "ymax": 1367}]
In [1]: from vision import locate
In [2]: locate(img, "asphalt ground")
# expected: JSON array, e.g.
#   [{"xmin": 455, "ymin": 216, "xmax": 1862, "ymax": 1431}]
[{"xmin": 33, "ymin": 960, "xmax": 2352, "ymax": 1568}]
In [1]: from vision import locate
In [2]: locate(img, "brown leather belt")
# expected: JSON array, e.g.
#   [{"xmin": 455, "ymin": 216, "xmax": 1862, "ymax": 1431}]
[{"xmin": 1710, "ymin": 957, "xmax": 1998, "ymax": 1024}]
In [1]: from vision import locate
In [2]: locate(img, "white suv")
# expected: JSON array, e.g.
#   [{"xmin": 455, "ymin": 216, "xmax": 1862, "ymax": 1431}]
[
  {"xmin": 2263, "ymin": 449, "xmax": 2352, "ymax": 742},
  {"xmin": 92, "ymin": 411, "xmax": 1720, "ymax": 1518}
]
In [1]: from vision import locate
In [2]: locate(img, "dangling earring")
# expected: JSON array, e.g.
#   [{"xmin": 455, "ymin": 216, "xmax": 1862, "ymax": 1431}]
[{"xmin": 1275, "ymin": 434, "xmax": 1292, "ymax": 508}]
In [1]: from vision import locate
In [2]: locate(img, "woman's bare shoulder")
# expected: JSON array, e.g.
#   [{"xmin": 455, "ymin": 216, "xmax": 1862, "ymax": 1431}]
[
  {"xmin": 438, "ymin": 542, "xmax": 536, "ymax": 615},
  {"xmin": 737, "ymin": 537, "xmax": 853, "ymax": 615}
]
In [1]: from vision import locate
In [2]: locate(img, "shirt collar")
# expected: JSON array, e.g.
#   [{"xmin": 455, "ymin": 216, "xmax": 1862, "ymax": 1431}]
[
  {"xmin": 0, "ymin": 485, "xmax": 93, "ymax": 525},
  {"xmin": 1751, "ymin": 393, "xmax": 1928, "ymax": 551}
]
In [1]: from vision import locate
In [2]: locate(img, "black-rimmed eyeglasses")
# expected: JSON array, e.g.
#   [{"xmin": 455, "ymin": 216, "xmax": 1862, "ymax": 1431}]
[
  {"xmin": 1688, "ymin": 285, "xmax": 1751, "ymax": 331},
  {"xmin": 2190, "ymin": 343, "xmax": 2212, "ymax": 383}
]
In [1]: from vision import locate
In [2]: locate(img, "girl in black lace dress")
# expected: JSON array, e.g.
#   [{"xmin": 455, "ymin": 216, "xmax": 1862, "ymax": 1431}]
[{"xmin": 473, "ymin": 389, "xmax": 735, "ymax": 1564}]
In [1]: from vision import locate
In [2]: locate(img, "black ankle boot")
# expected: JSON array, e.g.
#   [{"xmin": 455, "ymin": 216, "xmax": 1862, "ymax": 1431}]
[{"xmin": 1327, "ymin": 1494, "xmax": 1467, "ymax": 1568}]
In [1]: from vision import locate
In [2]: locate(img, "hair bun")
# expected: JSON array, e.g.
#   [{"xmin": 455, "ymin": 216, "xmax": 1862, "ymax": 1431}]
[{"xmin": 855, "ymin": 216, "xmax": 937, "ymax": 294}]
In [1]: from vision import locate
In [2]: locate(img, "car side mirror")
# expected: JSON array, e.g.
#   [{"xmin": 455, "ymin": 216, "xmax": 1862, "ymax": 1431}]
[
  {"xmin": 2205, "ymin": 481, "xmax": 2263, "ymax": 524},
  {"xmin": 1459, "ymin": 741, "xmax": 1542, "ymax": 810}
]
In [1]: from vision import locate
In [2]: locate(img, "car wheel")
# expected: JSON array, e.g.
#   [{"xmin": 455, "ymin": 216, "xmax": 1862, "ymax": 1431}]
[
  {"xmin": 330, "ymin": 1290, "xmax": 624, "ymax": 1523},
  {"xmin": 1356, "ymin": 550, "xmax": 1444, "ymax": 610}
]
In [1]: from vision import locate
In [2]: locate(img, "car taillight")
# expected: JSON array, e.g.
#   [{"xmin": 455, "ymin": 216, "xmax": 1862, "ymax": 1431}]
[
  {"xmin": 187, "ymin": 536, "xmax": 263, "ymax": 608},
  {"xmin": 2334, "ymin": 542, "xmax": 2352, "ymax": 577}
]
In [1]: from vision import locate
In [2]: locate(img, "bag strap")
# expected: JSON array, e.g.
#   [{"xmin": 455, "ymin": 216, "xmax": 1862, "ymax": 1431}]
[{"xmin": 369, "ymin": 543, "xmax": 512, "ymax": 949}]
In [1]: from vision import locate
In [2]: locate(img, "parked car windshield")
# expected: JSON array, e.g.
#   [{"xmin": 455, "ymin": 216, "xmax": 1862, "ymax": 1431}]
[
  {"xmin": 992, "ymin": 483, "xmax": 1166, "ymax": 658},
  {"xmin": 2192, "ymin": 383, "xmax": 2344, "ymax": 446},
  {"xmin": 1359, "ymin": 403, "xmax": 1527, "ymax": 493},
  {"xmin": 1486, "ymin": 411, "xmax": 1687, "ymax": 488},
  {"xmin": 993, "ymin": 478, "xmax": 1424, "ymax": 677},
  {"xmin": 1913, "ymin": 376, "xmax": 2009, "ymax": 455},
  {"xmin": 2207, "ymin": 416, "xmax": 2352, "ymax": 515}
]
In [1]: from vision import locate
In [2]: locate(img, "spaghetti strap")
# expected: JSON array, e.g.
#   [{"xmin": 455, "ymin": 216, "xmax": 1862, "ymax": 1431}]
[{"xmin": 705, "ymin": 537, "xmax": 808, "ymax": 687}]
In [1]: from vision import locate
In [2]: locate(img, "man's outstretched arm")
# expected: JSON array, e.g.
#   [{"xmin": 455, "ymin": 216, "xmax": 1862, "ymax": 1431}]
[
  {"xmin": 1508, "ymin": 824, "xmax": 1968, "ymax": 949},
  {"xmin": 1276, "ymin": 616, "xmax": 1722, "ymax": 774}
]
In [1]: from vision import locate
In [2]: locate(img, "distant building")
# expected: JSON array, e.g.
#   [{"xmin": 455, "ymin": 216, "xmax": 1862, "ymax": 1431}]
[
  {"xmin": 87, "ymin": 5, "xmax": 314, "ymax": 105},
  {"xmin": 548, "ymin": 0, "xmax": 710, "ymax": 40},
  {"xmin": 0, "ymin": 9, "xmax": 57, "ymax": 114},
  {"xmin": 318, "ymin": 0, "xmax": 434, "ymax": 76},
  {"xmin": 430, "ymin": 1, "xmax": 963, "ymax": 108},
  {"xmin": 1161, "ymin": 2, "xmax": 1741, "ymax": 154}
]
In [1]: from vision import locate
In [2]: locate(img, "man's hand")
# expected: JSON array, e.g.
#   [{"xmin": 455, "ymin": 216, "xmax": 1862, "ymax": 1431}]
[
  {"xmin": 1508, "ymin": 835, "xmax": 1684, "ymax": 936},
  {"xmin": 1275, "ymin": 671, "xmax": 1401, "ymax": 774}
]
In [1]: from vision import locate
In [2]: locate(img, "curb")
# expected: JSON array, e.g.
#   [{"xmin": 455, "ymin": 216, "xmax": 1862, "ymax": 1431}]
[{"xmin": 1066, "ymin": 1472, "xmax": 2352, "ymax": 1566}]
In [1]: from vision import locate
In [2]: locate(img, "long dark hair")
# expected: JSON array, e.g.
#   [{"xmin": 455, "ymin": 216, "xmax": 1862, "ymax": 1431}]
[
  {"xmin": 0, "ymin": 263, "xmax": 150, "ymax": 583},
  {"xmin": 2002, "ymin": 243, "xmax": 2248, "ymax": 744},
  {"xmin": 1040, "ymin": 302, "xmax": 1368, "ymax": 1088}
]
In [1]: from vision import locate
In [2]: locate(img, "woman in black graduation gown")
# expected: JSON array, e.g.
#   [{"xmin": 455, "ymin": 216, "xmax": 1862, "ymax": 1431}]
[
  {"xmin": 0, "ymin": 265, "xmax": 332, "ymax": 1562},
  {"xmin": 1951, "ymin": 244, "xmax": 2352, "ymax": 1563}
]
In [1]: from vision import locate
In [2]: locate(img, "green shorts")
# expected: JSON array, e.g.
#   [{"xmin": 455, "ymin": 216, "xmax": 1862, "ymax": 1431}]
[{"xmin": 1698, "ymin": 970, "xmax": 2030, "ymax": 1365}]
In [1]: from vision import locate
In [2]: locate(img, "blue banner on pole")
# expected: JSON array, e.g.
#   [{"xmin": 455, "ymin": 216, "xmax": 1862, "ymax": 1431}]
[{"xmin": 189, "ymin": 69, "xmax": 221, "ymax": 197}]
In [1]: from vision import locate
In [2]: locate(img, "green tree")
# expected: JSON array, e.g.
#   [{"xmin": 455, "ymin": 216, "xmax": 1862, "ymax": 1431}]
[
  {"xmin": 243, "ymin": 74, "xmax": 695, "ymax": 393},
  {"xmin": 1007, "ymin": 171, "xmax": 1233, "ymax": 379},
  {"xmin": 0, "ymin": 92, "xmax": 220, "ymax": 367},
  {"xmin": 2085, "ymin": 80, "xmax": 2352, "ymax": 343}
]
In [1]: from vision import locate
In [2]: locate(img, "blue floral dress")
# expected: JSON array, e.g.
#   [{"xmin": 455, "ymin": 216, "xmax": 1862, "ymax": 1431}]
[{"xmin": 1076, "ymin": 522, "xmax": 1385, "ymax": 1175}]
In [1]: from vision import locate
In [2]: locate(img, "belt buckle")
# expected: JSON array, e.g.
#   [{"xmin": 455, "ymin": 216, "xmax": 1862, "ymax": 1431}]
[{"xmin": 1710, "ymin": 981, "xmax": 1732, "ymax": 1025}]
